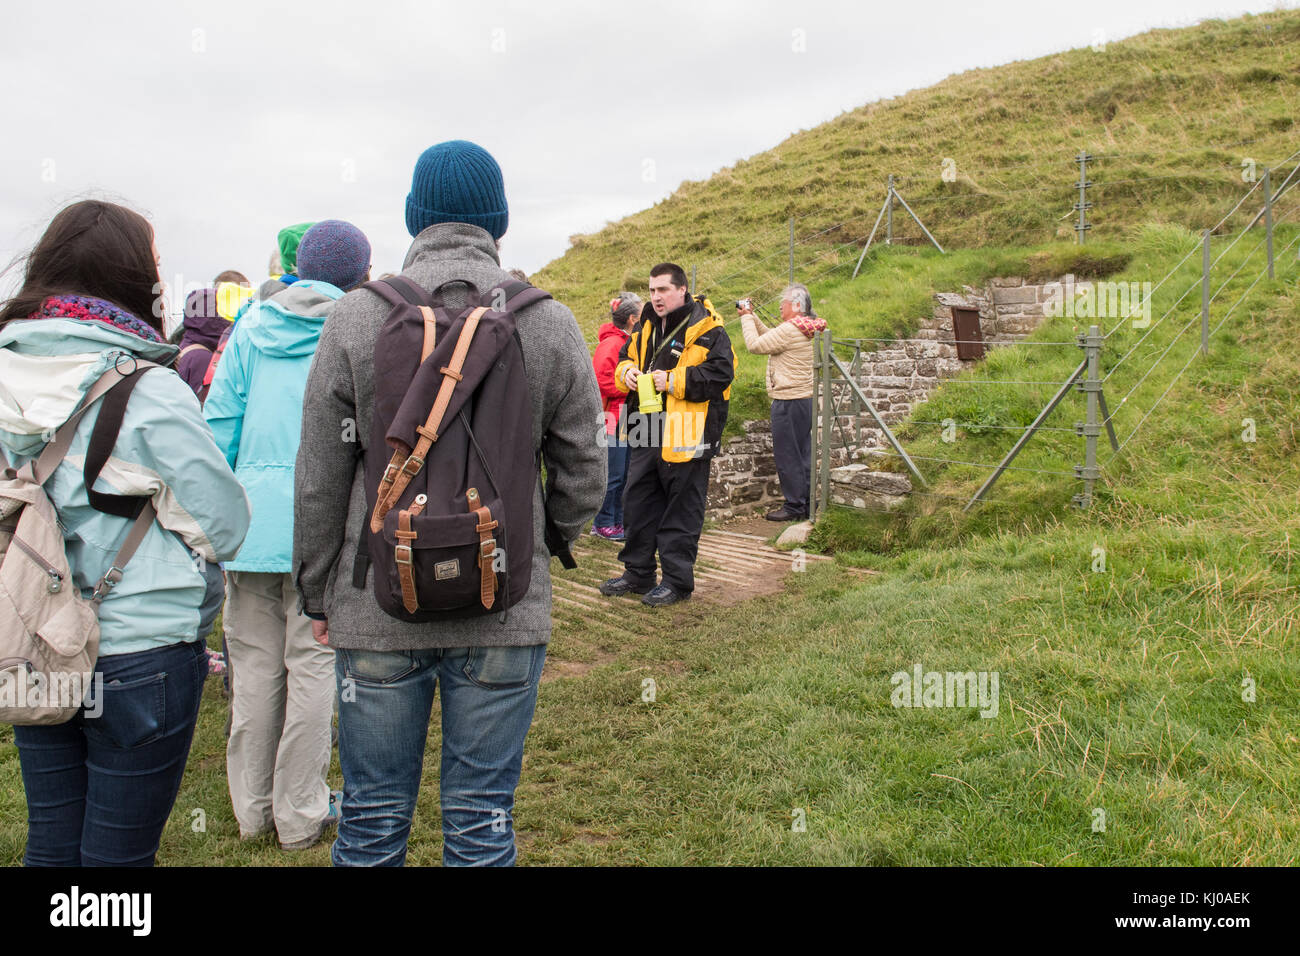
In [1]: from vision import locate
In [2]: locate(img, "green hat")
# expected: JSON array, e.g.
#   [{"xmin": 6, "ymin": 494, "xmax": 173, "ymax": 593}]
[{"xmin": 277, "ymin": 222, "xmax": 315, "ymax": 274}]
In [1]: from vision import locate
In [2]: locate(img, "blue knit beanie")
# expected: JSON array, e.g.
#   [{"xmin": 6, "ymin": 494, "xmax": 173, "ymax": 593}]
[
  {"xmin": 296, "ymin": 220, "xmax": 371, "ymax": 291},
  {"xmin": 405, "ymin": 140, "xmax": 509, "ymax": 240}
]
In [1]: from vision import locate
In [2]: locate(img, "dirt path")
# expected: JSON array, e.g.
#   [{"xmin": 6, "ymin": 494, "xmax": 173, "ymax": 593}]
[{"xmin": 543, "ymin": 519, "xmax": 848, "ymax": 681}]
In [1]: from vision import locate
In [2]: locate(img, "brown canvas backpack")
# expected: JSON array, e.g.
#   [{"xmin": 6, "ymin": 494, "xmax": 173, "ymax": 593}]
[{"xmin": 355, "ymin": 276, "xmax": 575, "ymax": 623}]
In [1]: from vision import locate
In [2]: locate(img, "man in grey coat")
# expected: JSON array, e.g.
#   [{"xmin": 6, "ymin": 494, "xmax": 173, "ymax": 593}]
[{"xmin": 293, "ymin": 140, "xmax": 605, "ymax": 866}]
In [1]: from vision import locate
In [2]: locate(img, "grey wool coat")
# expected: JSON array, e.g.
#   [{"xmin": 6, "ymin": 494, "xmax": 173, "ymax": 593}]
[{"xmin": 293, "ymin": 223, "xmax": 606, "ymax": 650}]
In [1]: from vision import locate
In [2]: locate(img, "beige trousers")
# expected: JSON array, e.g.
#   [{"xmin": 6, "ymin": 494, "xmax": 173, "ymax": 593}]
[{"xmin": 224, "ymin": 571, "xmax": 335, "ymax": 844}]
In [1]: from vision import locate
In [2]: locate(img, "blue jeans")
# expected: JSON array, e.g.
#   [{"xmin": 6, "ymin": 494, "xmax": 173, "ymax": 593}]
[
  {"xmin": 594, "ymin": 440, "xmax": 630, "ymax": 528},
  {"xmin": 331, "ymin": 643, "xmax": 546, "ymax": 867},
  {"xmin": 13, "ymin": 639, "xmax": 207, "ymax": 866}
]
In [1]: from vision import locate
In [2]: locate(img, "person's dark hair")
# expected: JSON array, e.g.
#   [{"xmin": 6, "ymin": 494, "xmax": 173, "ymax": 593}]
[
  {"xmin": 649, "ymin": 262, "xmax": 688, "ymax": 290},
  {"xmin": 0, "ymin": 200, "xmax": 161, "ymax": 333},
  {"xmin": 214, "ymin": 269, "xmax": 250, "ymax": 287}
]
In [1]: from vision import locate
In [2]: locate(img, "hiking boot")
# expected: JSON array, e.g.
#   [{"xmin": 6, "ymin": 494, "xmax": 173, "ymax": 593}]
[
  {"xmin": 642, "ymin": 584, "xmax": 689, "ymax": 608},
  {"xmin": 599, "ymin": 575, "xmax": 653, "ymax": 597},
  {"xmin": 591, "ymin": 526, "xmax": 622, "ymax": 540},
  {"xmin": 280, "ymin": 790, "xmax": 343, "ymax": 852},
  {"xmin": 765, "ymin": 507, "xmax": 805, "ymax": 522}
]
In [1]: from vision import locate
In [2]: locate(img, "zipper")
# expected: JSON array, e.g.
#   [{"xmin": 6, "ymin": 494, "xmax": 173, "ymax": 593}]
[{"xmin": 8, "ymin": 536, "xmax": 64, "ymax": 593}]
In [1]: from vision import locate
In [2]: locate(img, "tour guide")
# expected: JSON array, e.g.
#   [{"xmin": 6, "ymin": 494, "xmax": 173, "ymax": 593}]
[{"xmin": 599, "ymin": 262, "xmax": 736, "ymax": 607}]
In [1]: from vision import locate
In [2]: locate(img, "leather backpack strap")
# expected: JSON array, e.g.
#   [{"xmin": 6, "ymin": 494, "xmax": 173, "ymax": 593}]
[
  {"xmin": 394, "ymin": 509, "xmax": 419, "ymax": 614},
  {"xmin": 467, "ymin": 487, "xmax": 498, "ymax": 610},
  {"xmin": 369, "ymin": 305, "xmax": 488, "ymax": 532},
  {"xmin": 395, "ymin": 494, "xmax": 426, "ymax": 612},
  {"xmin": 419, "ymin": 306, "xmax": 438, "ymax": 363}
]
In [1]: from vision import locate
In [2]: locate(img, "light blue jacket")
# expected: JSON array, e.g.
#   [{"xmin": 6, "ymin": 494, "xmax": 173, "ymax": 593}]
[
  {"xmin": 204, "ymin": 280, "xmax": 343, "ymax": 573},
  {"xmin": 0, "ymin": 318, "xmax": 251, "ymax": 656}
]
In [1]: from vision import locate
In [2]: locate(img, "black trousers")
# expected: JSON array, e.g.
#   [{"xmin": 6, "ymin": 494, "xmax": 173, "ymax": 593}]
[
  {"xmin": 618, "ymin": 449, "xmax": 712, "ymax": 594},
  {"xmin": 771, "ymin": 397, "xmax": 812, "ymax": 514}
]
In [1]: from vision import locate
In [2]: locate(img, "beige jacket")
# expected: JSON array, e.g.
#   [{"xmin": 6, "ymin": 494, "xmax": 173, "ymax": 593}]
[{"xmin": 740, "ymin": 314, "xmax": 816, "ymax": 400}]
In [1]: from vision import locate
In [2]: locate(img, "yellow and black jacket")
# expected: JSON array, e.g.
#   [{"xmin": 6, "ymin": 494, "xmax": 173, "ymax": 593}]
[{"xmin": 614, "ymin": 295, "xmax": 737, "ymax": 463}]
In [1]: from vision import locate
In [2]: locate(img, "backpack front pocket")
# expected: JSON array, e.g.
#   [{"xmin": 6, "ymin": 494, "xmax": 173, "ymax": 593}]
[{"xmin": 381, "ymin": 491, "xmax": 504, "ymax": 614}]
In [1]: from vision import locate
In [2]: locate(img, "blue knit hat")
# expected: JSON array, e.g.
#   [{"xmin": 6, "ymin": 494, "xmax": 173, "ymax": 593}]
[
  {"xmin": 296, "ymin": 220, "xmax": 371, "ymax": 291},
  {"xmin": 405, "ymin": 140, "xmax": 509, "ymax": 240}
]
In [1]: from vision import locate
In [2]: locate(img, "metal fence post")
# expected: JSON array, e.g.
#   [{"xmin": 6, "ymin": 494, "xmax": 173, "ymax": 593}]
[
  {"xmin": 1264, "ymin": 167, "xmax": 1274, "ymax": 279},
  {"xmin": 1201, "ymin": 230, "xmax": 1210, "ymax": 356},
  {"xmin": 850, "ymin": 340, "xmax": 863, "ymax": 447},
  {"xmin": 1075, "ymin": 150, "xmax": 1093, "ymax": 245},
  {"xmin": 788, "ymin": 217, "xmax": 795, "ymax": 285},
  {"xmin": 1073, "ymin": 324, "xmax": 1102, "ymax": 508},
  {"xmin": 820, "ymin": 330, "xmax": 834, "ymax": 511},
  {"xmin": 886, "ymin": 174, "xmax": 894, "ymax": 245}
]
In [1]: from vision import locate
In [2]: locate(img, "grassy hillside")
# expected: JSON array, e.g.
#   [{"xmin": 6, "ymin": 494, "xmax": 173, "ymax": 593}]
[{"xmin": 537, "ymin": 10, "xmax": 1300, "ymax": 345}]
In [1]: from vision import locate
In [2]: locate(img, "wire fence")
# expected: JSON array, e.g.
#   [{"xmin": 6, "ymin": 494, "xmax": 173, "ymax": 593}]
[
  {"xmin": 688, "ymin": 144, "xmax": 1300, "ymax": 314},
  {"xmin": 796, "ymin": 146, "xmax": 1299, "ymax": 521}
]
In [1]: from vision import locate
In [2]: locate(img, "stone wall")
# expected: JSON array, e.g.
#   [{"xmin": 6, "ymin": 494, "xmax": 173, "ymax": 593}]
[{"xmin": 703, "ymin": 275, "xmax": 1070, "ymax": 518}]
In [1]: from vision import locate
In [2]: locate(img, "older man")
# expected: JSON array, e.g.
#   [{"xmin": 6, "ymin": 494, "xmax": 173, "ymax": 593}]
[{"xmin": 738, "ymin": 283, "xmax": 826, "ymax": 521}]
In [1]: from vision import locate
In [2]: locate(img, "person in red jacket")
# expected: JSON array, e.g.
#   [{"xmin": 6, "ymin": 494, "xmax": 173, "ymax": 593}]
[{"xmin": 591, "ymin": 292, "xmax": 643, "ymax": 540}]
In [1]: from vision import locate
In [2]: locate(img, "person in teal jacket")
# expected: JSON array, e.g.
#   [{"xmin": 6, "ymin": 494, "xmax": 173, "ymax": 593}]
[
  {"xmin": 0, "ymin": 199, "xmax": 251, "ymax": 866},
  {"xmin": 204, "ymin": 219, "xmax": 370, "ymax": 851}
]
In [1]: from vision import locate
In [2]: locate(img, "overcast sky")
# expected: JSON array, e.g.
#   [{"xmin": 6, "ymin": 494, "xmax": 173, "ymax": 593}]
[{"xmin": 0, "ymin": 0, "xmax": 1291, "ymax": 321}]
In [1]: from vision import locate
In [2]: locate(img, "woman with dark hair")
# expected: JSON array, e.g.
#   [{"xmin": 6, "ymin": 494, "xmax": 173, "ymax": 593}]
[{"xmin": 0, "ymin": 199, "xmax": 251, "ymax": 866}]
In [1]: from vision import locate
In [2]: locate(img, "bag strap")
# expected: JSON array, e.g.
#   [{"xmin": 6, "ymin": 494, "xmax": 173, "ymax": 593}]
[
  {"xmin": 537, "ymin": 448, "xmax": 577, "ymax": 570},
  {"xmin": 369, "ymin": 305, "xmax": 489, "ymax": 532},
  {"xmin": 467, "ymin": 487, "xmax": 499, "ymax": 610},
  {"xmin": 83, "ymin": 367, "xmax": 152, "ymax": 518},
  {"xmin": 178, "ymin": 343, "xmax": 209, "ymax": 362},
  {"xmin": 18, "ymin": 360, "xmax": 160, "ymax": 486},
  {"xmin": 90, "ymin": 499, "xmax": 157, "ymax": 604},
  {"xmin": 10, "ymin": 359, "xmax": 161, "ymax": 605},
  {"xmin": 364, "ymin": 276, "xmax": 432, "ymax": 309},
  {"xmin": 200, "ymin": 327, "xmax": 233, "ymax": 397}
]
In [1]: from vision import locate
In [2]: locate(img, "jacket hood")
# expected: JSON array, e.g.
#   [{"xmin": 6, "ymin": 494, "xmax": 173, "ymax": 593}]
[
  {"xmin": 0, "ymin": 317, "xmax": 178, "ymax": 456},
  {"xmin": 685, "ymin": 296, "xmax": 723, "ymax": 341},
  {"xmin": 597, "ymin": 321, "xmax": 630, "ymax": 343},
  {"xmin": 181, "ymin": 289, "xmax": 231, "ymax": 350},
  {"xmin": 240, "ymin": 279, "xmax": 343, "ymax": 357},
  {"xmin": 404, "ymin": 222, "xmax": 500, "ymax": 272}
]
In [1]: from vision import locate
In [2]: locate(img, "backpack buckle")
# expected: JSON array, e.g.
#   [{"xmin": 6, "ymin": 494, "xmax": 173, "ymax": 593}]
[
  {"xmin": 400, "ymin": 455, "xmax": 424, "ymax": 477},
  {"xmin": 92, "ymin": 566, "xmax": 124, "ymax": 601},
  {"xmin": 382, "ymin": 463, "xmax": 401, "ymax": 485},
  {"xmin": 479, "ymin": 539, "xmax": 496, "ymax": 559},
  {"xmin": 395, "ymin": 544, "xmax": 413, "ymax": 566}
]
